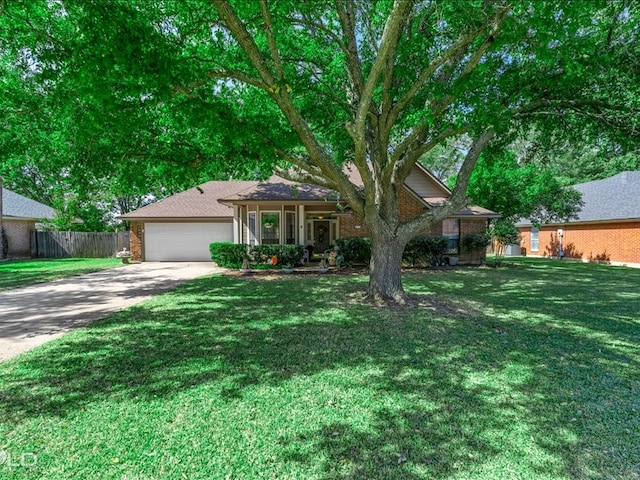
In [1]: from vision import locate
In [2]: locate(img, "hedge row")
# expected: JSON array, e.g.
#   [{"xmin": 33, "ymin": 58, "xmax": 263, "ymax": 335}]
[
  {"xmin": 212, "ymin": 232, "xmax": 489, "ymax": 269},
  {"xmin": 209, "ymin": 242, "xmax": 305, "ymax": 268}
]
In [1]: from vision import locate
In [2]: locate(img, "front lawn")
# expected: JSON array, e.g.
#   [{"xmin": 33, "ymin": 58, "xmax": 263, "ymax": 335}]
[
  {"xmin": 0, "ymin": 258, "xmax": 122, "ymax": 291},
  {"xmin": 0, "ymin": 258, "xmax": 638, "ymax": 479}
]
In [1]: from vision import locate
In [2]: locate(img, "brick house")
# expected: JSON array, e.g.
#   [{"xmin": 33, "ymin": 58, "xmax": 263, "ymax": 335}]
[
  {"xmin": 517, "ymin": 171, "xmax": 640, "ymax": 266},
  {"xmin": 1, "ymin": 187, "xmax": 56, "ymax": 258},
  {"xmin": 120, "ymin": 164, "xmax": 498, "ymax": 263}
]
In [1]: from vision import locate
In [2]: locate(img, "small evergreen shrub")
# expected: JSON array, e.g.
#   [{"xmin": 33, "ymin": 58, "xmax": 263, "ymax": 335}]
[
  {"xmin": 250, "ymin": 244, "xmax": 282, "ymax": 266},
  {"xmin": 250, "ymin": 244, "xmax": 305, "ymax": 267},
  {"xmin": 336, "ymin": 237, "xmax": 372, "ymax": 265},
  {"xmin": 403, "ymin": 236, "xmax": 449, "ymax": 266},
  {"xmin": 462, "ymin": 233, "xmax": 491, "ymax": 263},
  {"xmin": 209, "ymin": 242, "xmax": 248, "ymax": 268},
  {"xmin": 276, "ymin": 244, "xmax": 305, "ymax": 267}
]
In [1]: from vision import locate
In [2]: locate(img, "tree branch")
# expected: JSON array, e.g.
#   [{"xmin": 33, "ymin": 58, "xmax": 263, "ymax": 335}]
[
  {"xmin": 353, "ymin": 0, "xmax": 413, "ymax": 139},
  {"xmin": 212, "ymin": 0, "xmax": 366, "ymax": 214},
  {"xmin": 399, "ymin": 128, "xmax": 495, "ymax": 239},
  {"xmin": 335, "ymin": 0, "xmax": 365, "ymax": 102},
  {"xmin": 391, "ymin": 126, "xmax": 469, "ymax": 188},
  {"xmin": 260, "ymin": 0, "xmax": 284, "ymax": 79},
  {"xmin": 347, "ymin": 0, "xmax": 414, "ymax": 203}
]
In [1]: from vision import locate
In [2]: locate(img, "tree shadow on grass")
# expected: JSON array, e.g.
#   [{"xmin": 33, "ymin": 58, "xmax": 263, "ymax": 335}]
[{"xmin": 0, "ymin": 272, "xmax": 638, "ymax": 478}]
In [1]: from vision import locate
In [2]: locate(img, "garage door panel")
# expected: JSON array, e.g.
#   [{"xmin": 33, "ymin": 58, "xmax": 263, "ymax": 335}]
[{"xmin": 145, "ymin": 222, "xmax": 233, "ymax": 261}]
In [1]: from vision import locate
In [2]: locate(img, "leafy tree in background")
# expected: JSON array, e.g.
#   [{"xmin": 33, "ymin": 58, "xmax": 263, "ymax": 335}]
[
  {"xmin": 467, "ymin": 151, "xmax": 583, "ymax": 226},
  {"xmin": 1, "ymin": 1, "xmax": 638, "ymax": 302}
]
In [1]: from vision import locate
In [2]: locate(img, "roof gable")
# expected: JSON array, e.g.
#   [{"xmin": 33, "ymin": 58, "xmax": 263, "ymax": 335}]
[
  {"xmin": 404, "ymin": 164, "xmax": 452, "ymax": 198},
  {"xmin": 1, "ymin": 188, "xmax": 56, "ymax": 220}
]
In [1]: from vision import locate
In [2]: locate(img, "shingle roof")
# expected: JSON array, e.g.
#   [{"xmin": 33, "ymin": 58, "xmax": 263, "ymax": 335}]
[
  {"xmin": 121, "ymin": 168, "xmax": 499, "ymax": 219},
  {"xmin": 423, "ymin": 197, "xmax": 500, "ymax": 218},
  {"xmin": 572, "ymin": 171, "xmax": 640, "ymax": 222},
  {"xmin": 219, "ymin": 175, "xmax": 336, "ymax": 202},
  {"xmin": 517, "ymin": 171, "xmax": 640, "ymax": 226},
  {"xmin": 119, "ymin": 181, "xmax": 258, "ymax": 219},
  {"xmin": 1, "ymin": 188, "xmax": 56, "ymax": 220}
]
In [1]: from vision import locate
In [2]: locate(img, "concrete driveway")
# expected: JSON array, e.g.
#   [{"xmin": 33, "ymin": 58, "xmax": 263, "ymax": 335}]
[{"xmin": 0, "ymin": 262, "xmax": 222, "ymax": 362}]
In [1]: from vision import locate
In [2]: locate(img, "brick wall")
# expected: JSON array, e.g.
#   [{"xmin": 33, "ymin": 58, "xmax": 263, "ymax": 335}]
[
  {"xmin": 398, "ymin": 188, "xmax": 426, "ymax": 223},
  {"xmin": 338, "ymin": 189, "xmax": 444, "ymax": 239},
  {"xmin": 459, "ymin": 219, "xmax": 489, "ymax": 264},
  {"xmin": 519, "ymin": 222, "xmax": 640, "ymax": 265},
  {"xmin": 338, "ymin": 213, "xmax": 367, "ymax": 238},
  {"xmin": 3, "ymin": 219, "xmax": 34, "ymax": 257},
  {"xmin": 129, "ymin": 221, "xmax": 144, "ymax": 261},
  {"xmin": 338, "ymin": 189, "xmax": 482, "ymax": 261}
]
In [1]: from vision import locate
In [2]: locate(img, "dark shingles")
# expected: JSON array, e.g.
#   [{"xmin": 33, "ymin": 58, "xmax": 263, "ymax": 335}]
[
  {"xmin": 2, "ymin": 188, "xmax": 56, "ymax": 220},
  {"xmin": 119, "ymin": 181, "xmax": 258, "ymax": 219},
  {"xmin": 572, "ymin": 171, "xmax": 640, "ymax": 222},
  {"xmin": 516, "ymin": 171, "xmax": 640, "ymax": 226}
]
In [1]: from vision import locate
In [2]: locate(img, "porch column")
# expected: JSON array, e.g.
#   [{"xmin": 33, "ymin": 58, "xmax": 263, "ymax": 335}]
[
  {"xmin": 232, "ymin": 206, "xmax": 239, "ymax": 244},
  {"xmin": 298, "ymin": 205, "xmax": 305, "ymax": 245}
]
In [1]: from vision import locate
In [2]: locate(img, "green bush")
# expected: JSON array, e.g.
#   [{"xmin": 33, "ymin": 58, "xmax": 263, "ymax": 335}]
[
  {"xmin": 250, "ymin": 245, "xmax": 281, "ymax": 266},
  {"xmin": 403, "ymin": 237, "xmax": 426, "ymax": 266},
  {"xmin": 462, "ymin": 233, "xmax": 491, "ymax": 264},
  {"xmin": 250, "ymin": 244, "xmax": 305, "ymax": 267},
  {"xmin": 336, "ymin": 237, "xmax": 371, "ymax": 265},
  {"xmin": 209, "ymin": 242, "xmax": 248, "ymax": 268},
  {"xmin": 276, "ymin": 244, "xmax": 305, "ymax": 267},
  {"xmin": 403, "ymin": 236, "xmax": 449, "ymax": 266},
  {"xmin": 461, "ymin": 233, "xmax": 491, "ymax": 253}
]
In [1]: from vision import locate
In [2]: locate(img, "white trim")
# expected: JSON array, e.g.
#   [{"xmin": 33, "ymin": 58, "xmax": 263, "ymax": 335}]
[
  {"xmin": 298, "ymin": 205, "xmax": 305, "ymax": 245},
  {"xmin": 531, "ymin": 227, "xmax": 539, "ymax": 252},
  {"xmin": 247, "ymin": 211, "xmax": 257, "ymax": 246},
  {"xmin": 232, "ymin": 206, "xmax": 239, "ymax": 244}
]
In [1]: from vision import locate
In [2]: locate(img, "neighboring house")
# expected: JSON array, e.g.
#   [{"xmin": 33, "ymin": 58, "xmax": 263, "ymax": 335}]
[
  {"xmin": 1, "ymin": 187, "xmax": 56, "ymax": 257},
  {"xmin": 517, "ymin": 171, "xmax": 640, "ymax": 266},
  {"xmin": 120, "ymin": 164, "xmax": 499, "ymax": 263}
]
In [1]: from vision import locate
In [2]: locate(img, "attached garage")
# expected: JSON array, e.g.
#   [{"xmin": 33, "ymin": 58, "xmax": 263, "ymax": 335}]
[{"xmin": 144, "ymin": 222, "xmax": 233, "ymax": 261}]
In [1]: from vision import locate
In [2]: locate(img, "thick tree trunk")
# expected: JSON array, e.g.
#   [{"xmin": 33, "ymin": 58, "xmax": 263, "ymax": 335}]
[{"xmin": 367, "ymin": 232, "xmax": 407, "ymax": 304}]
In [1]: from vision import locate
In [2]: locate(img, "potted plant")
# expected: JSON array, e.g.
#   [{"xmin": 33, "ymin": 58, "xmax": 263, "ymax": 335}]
[
  {"xmin": 282, "ymin": 263, "xmax": 294, "ymax": 274},
  {"xmin": 115, "ymin": 247, "xmax": 133, "ymax": 264},
  {"xmin": 239, "ymin": 258, "xmax": 251, "ymax": 274},
  {"xmin": 262, "ymin": 213, "xmax": 279, "ymax": 229},
  {"xmin": 318, "ymin": 259, "xmax": 329, "ymax": 273}
]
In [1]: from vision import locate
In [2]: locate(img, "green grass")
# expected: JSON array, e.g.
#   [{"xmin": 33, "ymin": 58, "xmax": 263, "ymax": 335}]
[
  {"xmin": 0, "ymin": 258, "xmax": 122, "ymax": 290},
  {"xmin": 0, "ymin": 257, "xmax": 638, "ymax": 479}
]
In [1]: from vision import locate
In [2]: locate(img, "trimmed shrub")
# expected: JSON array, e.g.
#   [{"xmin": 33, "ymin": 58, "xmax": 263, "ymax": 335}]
[
  {"xmin": 462, "ymin": 233, "xmax": 491, "ymax": 264},
  {"xmin": 276, "ymin": 244, "xmax": 305, "ymax": 267},
  {"xmin": 461, "ymin": 233, "xmax": 491, "ymax": 253},
  {"xmin": 250, "ymin": 244, "xmax": 305, "ymax": 267},
  {"xmin": 209, "ymin": 242, "xmax": 248, "ymax": 268},
  {"xmin": 250, "ymin": 244, "xmax": 281, "ymax": 266},
  {"xmin": 336, "ymin": 237, "xmax": 371, "ymax": 266},
  {"xmin": 403, "ymin": 236, "xmax": 449, "ymax": 266}
]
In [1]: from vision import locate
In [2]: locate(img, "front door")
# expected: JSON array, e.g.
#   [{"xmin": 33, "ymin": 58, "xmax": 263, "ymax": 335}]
[{"xmin": 313, "ymin": 220, "xmax": 331, "ymax": 253}]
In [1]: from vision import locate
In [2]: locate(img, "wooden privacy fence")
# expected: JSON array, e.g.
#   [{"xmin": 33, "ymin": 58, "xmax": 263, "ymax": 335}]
[{"xmin": 31, "ymin": 231, "xmax": 130, "ymax": 258}]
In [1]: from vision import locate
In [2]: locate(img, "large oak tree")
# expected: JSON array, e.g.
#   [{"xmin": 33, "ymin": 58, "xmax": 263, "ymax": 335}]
[{"xmin": 1, "ymin": 0, "xmax": 638, "ymax": 302}]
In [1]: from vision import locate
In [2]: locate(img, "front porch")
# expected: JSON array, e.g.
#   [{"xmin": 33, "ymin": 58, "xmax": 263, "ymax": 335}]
[{"xmin": 233, "ymin": 204, "xmax": 343, "ymax": 254}]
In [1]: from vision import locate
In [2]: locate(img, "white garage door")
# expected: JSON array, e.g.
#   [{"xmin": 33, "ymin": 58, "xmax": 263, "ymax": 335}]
[{"xmin": 145, "ymin": 222, "xmax": 233, "ymax": 261}]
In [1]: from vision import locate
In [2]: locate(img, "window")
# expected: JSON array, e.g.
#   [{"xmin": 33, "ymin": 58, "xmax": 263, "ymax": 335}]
[
  {"xmin": 285, "ymin": 212, "xmax": 296, "ymax": 244},
  {"xmin": 442, "ymin": 218, "xmax": 460, "ymax": 254},
  {"xmin": 531, "ymin": 227, "xmax": 539, "ymax": 251},
  {"xmin": 248, "ymin": 212, "xmax": 256, "ymax": 246},
  {"xmin": 261, "ymin": 211, "xmax": 280, "ymax": 245}
]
